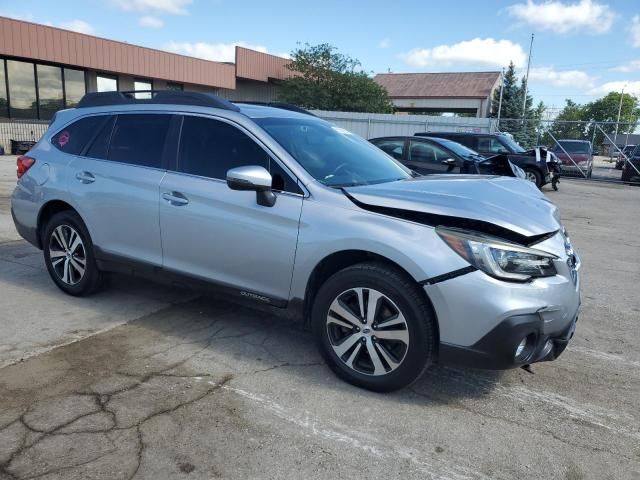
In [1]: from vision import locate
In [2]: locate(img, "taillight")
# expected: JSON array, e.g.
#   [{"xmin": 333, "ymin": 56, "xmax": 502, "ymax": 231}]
[{"xmin": 17, "ymin": 156, "xmax": 36, "ymax": 179}]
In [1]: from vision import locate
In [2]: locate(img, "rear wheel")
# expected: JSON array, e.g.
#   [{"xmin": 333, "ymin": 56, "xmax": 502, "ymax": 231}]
[
  {"xmin": 312, "ymin": 262, "xmax": 436, "ymax": 392},
  {"xmin": 524, "ymin": 168, "xmax": 542, "ymax": 188},
  {"xmin": 43, "ymin": 211, "xmax": 104, "ymax": 296}
]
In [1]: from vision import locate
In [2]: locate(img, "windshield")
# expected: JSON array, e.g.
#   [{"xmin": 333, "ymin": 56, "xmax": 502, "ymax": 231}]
[
  {"xmin": 499, "ymin": 135, "xmax": 526, "ymax": 153},
  {"xmin": 555, "ymin": 141, "xmax": 591, "ymax": 154},
  {"xmin": 430, "ymin": 138, "xmax": 483, "ymax": 160},
  {"xmin": 256, "ymin": 117, "xmax": 411, "ymax": 187}
]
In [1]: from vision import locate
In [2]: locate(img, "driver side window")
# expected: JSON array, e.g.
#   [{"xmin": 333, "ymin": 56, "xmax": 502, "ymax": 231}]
[
  {"xmin": 178, "ymin": 116, "xmax": 301, "ymax": 194},
  {"xmin": 409, "ymin": 141, "xmax": 450, "ymax": 163},
  {"xmin": 478, "ymin": 137, "xmax": 509, "ymax": 154}
]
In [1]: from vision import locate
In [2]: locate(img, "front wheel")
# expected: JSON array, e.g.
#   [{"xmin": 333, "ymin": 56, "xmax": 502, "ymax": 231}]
[
  {"xmin": 312, "ymin": 262, "xmax": 436, "ymax": 392},
  {"xmin": 524, "ymin": 168, "xmax": 542, "ymax": 188},
  {"xmin": 43, "ymin": 211, "xmax": 104, "ymax": 296}
]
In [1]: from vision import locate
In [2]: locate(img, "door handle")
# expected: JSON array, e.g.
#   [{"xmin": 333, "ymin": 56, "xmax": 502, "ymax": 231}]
[
  {"xmin": 162, "ymin": 191, "xmax": 189, "ymax": 206},
  {"xmin": 75, "ymin": 171, "xmax": 95, "ymax": 184}
]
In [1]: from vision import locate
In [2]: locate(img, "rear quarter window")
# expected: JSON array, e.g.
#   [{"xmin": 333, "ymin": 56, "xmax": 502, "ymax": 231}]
[{"xmin": 51, "ymin": 116, "xmax": 111, "ymax": 156}]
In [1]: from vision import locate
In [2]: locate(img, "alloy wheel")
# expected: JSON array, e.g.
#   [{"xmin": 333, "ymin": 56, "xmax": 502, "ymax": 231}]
[
  {"xmin": 48, "ymin": 225, "xmax": 87, "ymax": 285},
  {"xmin": 525, "ymin": 171, "xmax": 538, "ymax": 183},
  {"xmin": 326, "ymin": 288, "xmax": 410, "ymax": 376}
]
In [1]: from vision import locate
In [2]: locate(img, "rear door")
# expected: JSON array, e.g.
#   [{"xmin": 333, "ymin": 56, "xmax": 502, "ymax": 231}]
[
  {"xmin": 371, "ymin": 138, "xmax": 407, "ymax": 162},
  {"xmin": 66, "ymin": 113, "xmax": 171, "ymax": 266},
  {"xmin": 159, "ymin": 114, "xmax": 303, "ymax": 303},
  {"xmin": 406, "ymin": 140, "xmax": 461, "ymax": 174}
]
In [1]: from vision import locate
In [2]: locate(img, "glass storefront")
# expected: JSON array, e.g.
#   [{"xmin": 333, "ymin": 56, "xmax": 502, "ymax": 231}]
[
  {"xmin": 7, "ymin": 60, "xmax": 37, "ymax": 119},
  {"xmin": 134, "ymin": 79, "xmax": 152, "ymax": 99},
  {"xmin": 97, "ymin": 74, "xmax": 117, "ymax": 92},
  {"xmin": 0, "ymin": 58, "xmax": 86, "ymax": 119},
  {"xmin": 37, "ymin": 64, "xmax": 64, "ymax": 120},
  {"xmin": 64, "ymin": 68, "xmax": 86, "ymax": 108},
  {"xmin": 0, "ymin": 61, "xmax": 7, "ymax": 117}
]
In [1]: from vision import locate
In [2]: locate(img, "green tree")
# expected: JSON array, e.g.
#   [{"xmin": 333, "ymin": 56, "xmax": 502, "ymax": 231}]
[
  {"xmin": 278, "ymin": 43, "xmax": 394, "ymax": 113},
  {"xmin": 491, "ymin": 62, "xmax": 520, "ymax": 119},
  {"xmin": 583, "ymin": 92, "xmax": 640, "ymax": 147},
  {"xmin": 543, "ymin": 100, "xmax": 588, "ymax": 144}
]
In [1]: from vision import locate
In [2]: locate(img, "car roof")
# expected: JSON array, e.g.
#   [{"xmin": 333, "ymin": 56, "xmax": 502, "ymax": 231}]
[
  {"xmin": 557, "ymin": 139, "xmax": 590, "ymax": 143},
  {"xmin": 417, "ymin": 132, "xmax": 505, "ymax": 137}
]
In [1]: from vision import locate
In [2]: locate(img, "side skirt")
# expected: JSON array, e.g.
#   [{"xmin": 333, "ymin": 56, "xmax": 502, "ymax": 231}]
[{"xmin": 93, "ymin": 247, "xmax": 289, "ymax": 309}]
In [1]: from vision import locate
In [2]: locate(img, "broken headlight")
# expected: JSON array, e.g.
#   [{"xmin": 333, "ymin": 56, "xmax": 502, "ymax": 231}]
[{"xmin": 436, "ymin": 227, "xmax": 558, "ymax": 282}]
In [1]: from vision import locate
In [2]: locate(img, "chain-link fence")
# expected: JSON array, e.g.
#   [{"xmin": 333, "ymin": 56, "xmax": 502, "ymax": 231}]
[
  {"xmin": 0, "ymin": 119, "xmax": 49, "ymax": 155},
  {"xmin": 497, "ymin": 118, "xmax": 640, "ymax": 185}
]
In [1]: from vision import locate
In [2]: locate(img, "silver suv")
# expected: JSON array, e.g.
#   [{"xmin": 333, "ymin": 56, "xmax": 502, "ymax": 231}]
[{"xmin": 11, "ymin": 91, "xmax": 581, "ymax": 392}]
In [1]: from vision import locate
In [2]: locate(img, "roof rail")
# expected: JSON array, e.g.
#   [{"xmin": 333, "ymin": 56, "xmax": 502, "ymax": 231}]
[
  {"xmin": 235, "ymin": 101, "xmax": 316, "ymax": 117},
  {"xmin": 76, "ymin": 90, "xmax": 240, "ymax": 112}
]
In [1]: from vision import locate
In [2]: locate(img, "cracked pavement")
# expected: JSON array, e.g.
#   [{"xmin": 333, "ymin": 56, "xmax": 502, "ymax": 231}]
[{"xmin": 1, "ymin": 155, "xmax": 640, "ymax": 478}]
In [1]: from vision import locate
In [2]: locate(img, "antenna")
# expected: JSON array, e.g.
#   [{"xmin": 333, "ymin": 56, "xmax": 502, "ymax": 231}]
[{"xmin": 521, "ymin": 33, "xmax": 534, "ymax": 118}]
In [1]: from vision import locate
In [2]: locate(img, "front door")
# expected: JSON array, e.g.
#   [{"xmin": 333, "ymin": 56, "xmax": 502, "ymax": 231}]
[
  {"xmin": 406, "ymin": 141, "xmax": 461, "ymax": 174},
  {"xmin": 159, "ymin": 115, "xmax": 303, "ymax": 303}
]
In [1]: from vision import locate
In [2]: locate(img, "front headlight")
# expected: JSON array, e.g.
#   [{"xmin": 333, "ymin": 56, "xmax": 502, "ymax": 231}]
[{"xmin": 436, "ymin": 227, "xmax": 558, "ymax": 282}]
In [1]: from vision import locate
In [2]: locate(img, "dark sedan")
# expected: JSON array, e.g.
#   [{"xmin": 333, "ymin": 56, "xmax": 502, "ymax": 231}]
[{"xmin": 369, "ymin": 136, "xmax": 526, "ymax": 179}]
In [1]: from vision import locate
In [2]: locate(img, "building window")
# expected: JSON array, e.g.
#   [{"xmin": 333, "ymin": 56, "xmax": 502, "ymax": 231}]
[
  {"xmin": 64, "ymin": 68, "xmax": 86, "ymax": 108},
  {"xmin": 134, "ymin": 79, "xmax": 152, "ymax": 99},
  {"xmin": 167, "ymin": 82, "xmax": 183, "ymax": 91},
  {"xmin": 37, "ymin": 64, "xmax": 64, "ymax": 121},
  {"xmin": 0, "ymin": 60, "xmax": 7, "ymax": 118},
  {"xmin": 7, "ymin": 60, "xmax": 37, "ymax": 119},
  {"xmin": 97, "ymin": 74, "xmax": 118, "ymax": 92}
]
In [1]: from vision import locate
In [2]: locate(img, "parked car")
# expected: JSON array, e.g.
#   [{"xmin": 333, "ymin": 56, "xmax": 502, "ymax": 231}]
[
  {"xmin": 552, "ymin": 140, "xmax": 593, "ymax": 178},
  {"xmin": 414, "ymin": 132, "xmax": 552, "ymax": 188},
  {"xmin": 11, "ymin": 91, "xmax": 581, "ymax": 392},
  {"xmin": 615, "ymin": 144, "xmax": 636, "ymax": 170},
  {"xmin": 369, "ymin": 135, "xmax": 526, "ymax": 179},
  {"xmin": 621, "ymin": 144, "xmax": 640, "ymax": 183}
]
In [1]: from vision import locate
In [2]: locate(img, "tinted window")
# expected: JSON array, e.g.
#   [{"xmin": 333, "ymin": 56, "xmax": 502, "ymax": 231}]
[
  {"xmin": 556, "ymin": 141, "xmax": 591, "ymax": 154},
  {"xmin": 178, "ymin": 116, "xmax": 269, "ymax": 179},
  {"xmin": 108, "ymin": 114, "xmax": 171, "ymax": 168},
  {"xmin": 410, "ymin": 141, "xmax": 451, "ymax": 164},
  {"xmin": 7, "ymin": 60, "xmax": 37, "ymax": 119},
  {"xmin": 256, "ymin": 117, "xmax": 410, "ymax": 187},
  {"xmin": 52, "ymin": 116, "xmax": 111, "ymax": 155},
  {"xmin": 64, "ymin": 69, "xmax": 86, "ymax": 108},
  {"xmin": 37, "ymin": 65, "xmax": 64, "ymax": 120},
  {"xmin": 85, "ymin": 116, "xmax": 115, "ymax": 159},
  {"xmin": 373, "ymin": 139, "xmax": 405, "ymax": 160},
  {"xmin": 478, "ymin": 137, "xmax": 509, "ymax": 154}
]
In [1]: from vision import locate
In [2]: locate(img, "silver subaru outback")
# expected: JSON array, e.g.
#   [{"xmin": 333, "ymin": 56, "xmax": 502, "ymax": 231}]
[{"xmin": 11, "ymin": 91, "xmax": 581, "ymax": 392}]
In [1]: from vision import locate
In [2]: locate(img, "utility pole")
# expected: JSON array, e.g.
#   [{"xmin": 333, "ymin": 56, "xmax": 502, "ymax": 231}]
[
  {"xmin": 521, "ymin": 33, "xmax": 534, "ymax": 118},
  {"xmin": 497, "ymin": 67, "xmax": 505, "ymax": 123},
  {"xmin": 614, "ymin": 86, "xmax": 625, "ymax": 142}
]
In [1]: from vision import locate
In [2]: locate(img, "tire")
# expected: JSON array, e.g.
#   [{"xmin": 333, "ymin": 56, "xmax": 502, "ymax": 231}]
[
  {"xmin": 43, "ymin": 211, "xmax": 104, "ymax": 296},
  {"xmin": 524, "ymin": 168, "xmax": 542, "ymax": 188},
  {"xmin": 311, "ymin": 262, "xmax": 436, "ymax": 392}
]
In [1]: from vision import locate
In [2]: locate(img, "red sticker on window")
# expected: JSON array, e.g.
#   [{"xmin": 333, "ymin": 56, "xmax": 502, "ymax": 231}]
[{"xmin": 58, "ymin": 131, "xmax": 70, "ymax": 147}]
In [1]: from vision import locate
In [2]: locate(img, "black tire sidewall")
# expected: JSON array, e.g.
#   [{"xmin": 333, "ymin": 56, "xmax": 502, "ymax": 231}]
[
  {"xmin": 312, "ymin": 263, "xmax": 435, "ymax": 392},
  {"xmin": 43, "ymin": 211, "xmax": 101, "ymax": 296}
]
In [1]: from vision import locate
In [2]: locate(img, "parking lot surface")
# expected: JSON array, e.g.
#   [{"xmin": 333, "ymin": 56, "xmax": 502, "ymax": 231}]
[{"xmin": 1, "ymin": 155, "xmax": 639, "ymax": 479}]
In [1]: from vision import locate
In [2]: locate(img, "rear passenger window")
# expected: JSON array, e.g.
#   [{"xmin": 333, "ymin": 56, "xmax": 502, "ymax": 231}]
[
  {"xmin": 85, "ymin": 116, "xmax": 115, "ymax": 159},
  {"xmin": 51, "ymin": 116, "xmax": 110, "ymax": 155},
  {"xmin": 108, "ymin": 114, "xmax": 171, "ymax": 168}
]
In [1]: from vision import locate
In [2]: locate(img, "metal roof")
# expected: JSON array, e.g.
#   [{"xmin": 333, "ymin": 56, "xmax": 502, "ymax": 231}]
[{"xmin": 374, "ymin": 72, "xmax": 501, "ymax": 99}]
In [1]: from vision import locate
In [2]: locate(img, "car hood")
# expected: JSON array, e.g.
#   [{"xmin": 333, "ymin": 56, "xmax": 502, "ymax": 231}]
[{"xmin": 343, "ymin": 175, "xmax": 560, "ymax": 241}]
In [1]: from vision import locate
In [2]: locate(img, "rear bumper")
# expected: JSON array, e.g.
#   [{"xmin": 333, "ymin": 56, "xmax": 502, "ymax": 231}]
[
  {"xmin": 438, "ymin": 311, "xmax": 578, "ymax": 369},
  {"xmin": 11, "ymin": 205, "xmax": 40, "ymax": 247}
]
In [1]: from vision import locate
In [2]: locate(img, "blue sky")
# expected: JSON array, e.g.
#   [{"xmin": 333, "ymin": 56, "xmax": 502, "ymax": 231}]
[{"xmin": 2, "ymin": 0, "xmax": 640, "ymax": 115}]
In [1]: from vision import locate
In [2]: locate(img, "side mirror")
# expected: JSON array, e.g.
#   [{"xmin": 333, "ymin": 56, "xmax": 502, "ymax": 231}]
[
  {"xmin": 441, "ymin": 158, "xmax": 456, "ymax": 165},
  {"xmin": 226, "ymin": 165, "xmax": 276, "ymax": 207}
]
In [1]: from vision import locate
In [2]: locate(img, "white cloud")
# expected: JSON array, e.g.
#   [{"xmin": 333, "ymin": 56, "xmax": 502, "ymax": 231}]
[
  {"xmin": 111, "ymin": 0, "xmax": 191, "ymax": 15},
  {"xmin": 58, "ymin": 20, "xmax": 95, "ymax": 35},
  {"xmin": 165, "ymin": 41, "xmax": 268, "ymax": 62},
  {"xmin": 506, "ymin": 0, "xmax": 616, "ymax": 34},
  {"xmin": 589, "ymin": 81, "xmax": 640, "ymax": 96},
  {"xmin": 139, "ymin": 15, "xmax": 164, "ymax": 28},
  {"xmin": 528, "ymin": 66, "xmax": 595, "ymax": 89},
  {"xmin": 632, "ymin": 15, "xmax": 640, "ymax": 47},
  {"xmin": 400, "ymin": 38, "xmax": 526, "ymax": 69},
  {"xmin": 378, "ymin": 38, "xmax": 390, "ymax": 49},
  {"xmin": 610, "ymin": 59, "xmax": 640, "ymax": 72}
]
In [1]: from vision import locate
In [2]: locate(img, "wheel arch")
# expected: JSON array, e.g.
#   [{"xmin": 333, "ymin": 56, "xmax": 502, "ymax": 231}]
[
  {"xmin": 36, "ymin": 200, "xmax": 80, "ymax": 249},
  {"xmin": 301, "ymin": 249, "xmax": 440, "ymax": 345}
]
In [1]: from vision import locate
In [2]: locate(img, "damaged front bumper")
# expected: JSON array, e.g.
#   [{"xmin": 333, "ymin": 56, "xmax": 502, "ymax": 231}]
[{"xmin": 424, "ymin": 254, "xmax": 581, "ymax": 370}]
